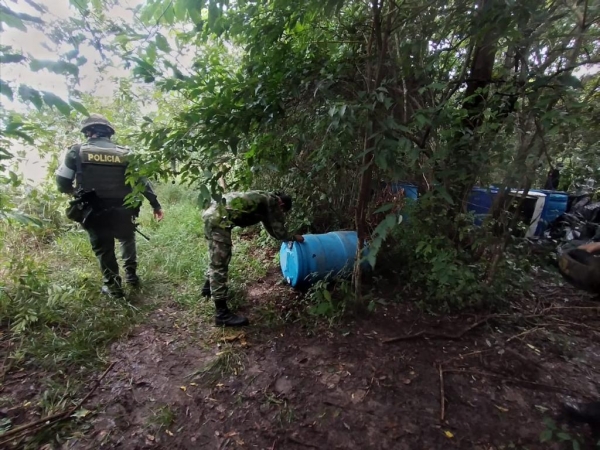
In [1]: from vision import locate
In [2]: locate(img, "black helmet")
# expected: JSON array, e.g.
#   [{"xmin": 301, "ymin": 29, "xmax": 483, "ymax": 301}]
[{"xmin": 80, "ymin": 113, "xmax": 115, "ymax": 136}]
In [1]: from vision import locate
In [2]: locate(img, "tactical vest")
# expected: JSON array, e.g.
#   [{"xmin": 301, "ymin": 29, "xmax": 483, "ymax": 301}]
[{"xmin": 77, "ymin": 142, "xmax": 132, "ymax": 201}]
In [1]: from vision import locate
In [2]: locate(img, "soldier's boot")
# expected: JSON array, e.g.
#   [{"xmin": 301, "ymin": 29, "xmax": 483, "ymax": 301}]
[
  {"xmin": 125, "ymin": 269, "xmax": 140, "ymax": 287},
  {"xmin": 201, "ymin": 279, "xmax": 211, "ymax": 299},
  {"xmin": 101, "ymin": 276, "xmax": 125, "ymax": 298},
  {"xmin": 214, "ymin": 300, "xmax": 249, "ymax": 327}
]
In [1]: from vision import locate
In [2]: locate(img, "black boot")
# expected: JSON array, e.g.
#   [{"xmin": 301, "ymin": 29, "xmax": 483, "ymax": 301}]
[
  {"xmin": 214, "ymin": 300, "xmax": 249, "ymax": 327},
  {"xmin": 101, "ymin": 276, "xmax": 125, "ymax": 298},
  {"xmin": 201, "ymin": 279, "xmax": 211, "ymax": 298},
  {"xmin": 125, "ymin": 269, "xmax": 140, "ymax": 286}
]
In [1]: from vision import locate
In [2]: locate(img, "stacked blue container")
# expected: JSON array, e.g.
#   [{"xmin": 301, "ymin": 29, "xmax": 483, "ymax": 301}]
[
  {"xmin": 531, "ymin": 190, "xmax": 569, "ymax": 234},
  {"xmin": 466, "ymin": 187, "xmax": 499, "ymax": 225}
]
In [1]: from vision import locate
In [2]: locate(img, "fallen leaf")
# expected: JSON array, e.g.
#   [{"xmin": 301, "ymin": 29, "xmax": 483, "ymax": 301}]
[
  {"xmin": 403, "ymin": 379, "xmax": 412, "ymax": 385},
  {"xmin": 166, "ymin": 430, "xmax": 174, "ymax": 436},
  {"xmin": 71, "ymin": 408, "xmax": 91, "ymax": 419},
  {"xmin": 190, "ymin": 382, "xmax": 198, "ymax": 387},
  {"xmin": 222, "ymin": 333, "xmax": 245, "ymax": 342},
  {"xmin": 224, "ymin": 431, "xmax": 239, "ymax": 438},
  {"xmin": 444, "ymin": 431, "xmax": 454, "ymax": 438},
  {"xmin": 216, "ymin": 383, "xmax": 225, "ymax": 388},
  {"xmin": 180, "ymin": 386, "xmax": 187, "ymax": 392},
  {"xmin": 146, "ymin": 435, "xmax": 155, "ymax": 441},
  {"xmin": 494, "ymin": 405, "xmax": 509, "ymax": 413}
]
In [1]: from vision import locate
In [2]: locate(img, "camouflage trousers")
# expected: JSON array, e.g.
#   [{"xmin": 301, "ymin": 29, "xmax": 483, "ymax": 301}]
[{"xmin": 202, "ymin": 206, "xmax": 233, "ymax": 302}]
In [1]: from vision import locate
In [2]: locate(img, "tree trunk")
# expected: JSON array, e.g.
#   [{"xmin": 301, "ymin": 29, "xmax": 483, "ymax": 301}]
[{"xmin": 352, "ymin": 0, "xmax": 392, "ymax": 301}]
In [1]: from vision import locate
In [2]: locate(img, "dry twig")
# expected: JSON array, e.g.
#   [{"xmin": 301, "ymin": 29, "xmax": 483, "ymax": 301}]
[
  {"xmin": 383, "ymin": 316, "xmax": 494, "ymax": 343},
  {"xmin": 438, "ymin": 364, "xmax": 445, "ymax": 422},
  {"xmin": 0, "ymin": 362, "xmax": 116, "ymax": 446},
  {"xmin": 443, "ymin": 368, "xmax": 581, "ymax": 396}
]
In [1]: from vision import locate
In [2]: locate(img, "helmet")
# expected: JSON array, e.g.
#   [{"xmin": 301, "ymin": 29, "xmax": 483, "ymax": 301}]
[{"xmin": 80, "ymin": 113, "xmax": 115, "ymax": 135}]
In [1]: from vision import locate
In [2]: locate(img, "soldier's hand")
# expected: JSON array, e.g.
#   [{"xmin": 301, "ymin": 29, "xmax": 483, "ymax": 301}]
[
  {"xmin": 577, "ymin": 242, "xmax": 600, "ymax": 254},
  {"xmin": 294, "ymin": 235, "xmax": 305, "ymax": 243},
  {"xmin": 154, "ymin": 209, "xmax": 164, "ymax": 222}
]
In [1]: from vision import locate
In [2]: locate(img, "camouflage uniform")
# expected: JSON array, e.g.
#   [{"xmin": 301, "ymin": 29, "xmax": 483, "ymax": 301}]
[{"xmin": 202, "ymin": 191, "xmax": 296, "ymax": 304}]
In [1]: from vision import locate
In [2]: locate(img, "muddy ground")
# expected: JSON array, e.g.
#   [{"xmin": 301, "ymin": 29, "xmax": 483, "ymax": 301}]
[{"xmin": 2, "ymin": 269, "xmax": 600, "ymax": 450}]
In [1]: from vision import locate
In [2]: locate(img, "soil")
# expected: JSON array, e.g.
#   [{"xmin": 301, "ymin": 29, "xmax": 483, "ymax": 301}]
[{"xmin": 2, "ymin": 269, "xmax": 600, "ymax": 450}]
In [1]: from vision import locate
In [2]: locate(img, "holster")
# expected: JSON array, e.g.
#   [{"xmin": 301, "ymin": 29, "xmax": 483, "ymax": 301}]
[{"xmin": 65, "ymin": 190, "xmax": 105, "ymax": 229}]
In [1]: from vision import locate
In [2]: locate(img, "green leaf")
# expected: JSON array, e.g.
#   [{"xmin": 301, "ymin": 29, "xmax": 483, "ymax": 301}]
[
  {"xmin": 435, "ymin": 185, "xmax": 454, "ymax": 205},
  {"xmin": 91, "ymin": 0, "xmax": 102, "ymax": 12},
  {"xmin": 539, "ymin": 429, "xmax": 553, "ymax": 442},
  {"xmin": 163, "ymin": 3, "xmax": 175, "ymax": 24},
  {"xmin": 69, "ymin": 99, "xmax": 89, "ymax": 116},
  {"xmin": 323, "ymin": 290, "xmax": 332, "ymax": 302},
  {"xmin": 174, "ymin": 0, "xmax": 189, "ymax": 20},
  {"xmin": 557, "ymin": 74, "xmax": 582, "ymax": 89},
  {"xmin": 572, "ymin": 440, "xmax": 580, "ymax": 450},
  {"xmin": 373, "ymin": 204, "xmax": 393, "ymax": 214},
  {"xmin": 70, "ymin": 0, "xmax": 88, "ymax": 12},
  {"xmin": 0, "ymin": 8, "xmax": 27, "ymax": 31},
  {"xmin": 314, "ymin": 302, "xmax": 331, "ymax": 316},
  {"xmin": 18, "ymin": 85, "xmax": 43, "ymax": 109},
  {"xmin": 29, "ymin": 59, "xmax": 79, "ymax": 78},
  {"xmin": 197, "ymin": 184, "xmax": 211, "ymax": 208},
  {"xmin": 367, "ymin": 300, "xmax": 376, "ymax": 312},
  {"xmin": 0, "ymin": 80, "xmax": 13, "ymax": 101},
  {"xmin": 146, "ymin": 42, "xmax": 157, "ymax": 62},
  {"xmin": 556, "ymin": 432, "xmax": 571, "ymax": 441},
  {"xmin": 23, "ymin": 0, "xmax": 48, "ymax": 14},
  {"xmin": 42, "ymin": 91, "xmax": 72, "ymax": 116},
  {"xmin": 207, "ymin": 0, "xmax": 220, "ymax": 31},
  {"xmin": 156, "ymin": 33, "xmax": 170, "ymax": 52},
  {"xmin": 0, "ymin": 53, "xmax": 27, "ymax": 64}
]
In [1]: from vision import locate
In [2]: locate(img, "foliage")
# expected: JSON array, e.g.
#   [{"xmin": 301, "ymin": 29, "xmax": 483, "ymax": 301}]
[
  {"xmin": 375, "ymin": 195, "xmax": 533, "ymax": 311},
  {"xmin": 539, "ymin": 417, "xmax": 588, "ymax": 450},
  {"xmin": 110, "ymin": 0, "xmax": 600, "ymax": 304}
]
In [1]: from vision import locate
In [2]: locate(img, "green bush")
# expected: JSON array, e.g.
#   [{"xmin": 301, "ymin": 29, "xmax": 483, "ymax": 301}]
[{"xmin": 375, "ymin": 196, "xmax": 530, "ymax": 312}]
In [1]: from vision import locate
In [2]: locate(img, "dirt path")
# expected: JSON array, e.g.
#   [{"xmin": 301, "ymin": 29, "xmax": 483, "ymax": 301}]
[
  {"xmin": 2, "ymin": 270, "xmax": 599, "ymax": 449},
  {"xmin": 45, "ymin": 272, "xmax": 598, "ymax": 450}
]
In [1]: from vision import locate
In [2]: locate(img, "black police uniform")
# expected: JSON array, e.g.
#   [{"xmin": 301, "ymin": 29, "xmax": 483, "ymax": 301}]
[{"xmin": 56, "ymin": 136, "xmax": 161, "ymax": 296}]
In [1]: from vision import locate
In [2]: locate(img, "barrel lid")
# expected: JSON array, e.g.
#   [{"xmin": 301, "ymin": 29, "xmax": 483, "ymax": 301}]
[{"xmin": 280, "ymin": 242, "xmax": 303, "ymax": 287}]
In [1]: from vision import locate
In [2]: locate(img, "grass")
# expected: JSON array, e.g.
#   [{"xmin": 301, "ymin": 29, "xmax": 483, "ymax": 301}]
[
  {"xmin": 186, "ymin": 343, "xmax": 247, "ymax": 385},
  {"xmin": 148, "ymin": 405, "xmax": 177, "ymax": 429},
  {"xmin": 0, "ymin": 182, "xmax": 280, "ymax": 446}
]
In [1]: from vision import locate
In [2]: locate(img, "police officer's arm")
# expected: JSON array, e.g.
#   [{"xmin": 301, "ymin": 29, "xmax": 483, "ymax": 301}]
[
  {"xmin": 262, "ymin": 199, "xmax": 296, "ymax": 242},
  {"xmin": 55, "ymin": 146, "xmax": 79, "ymax": 194},
  {"xmin": 140, "ymin": 177, "xmax": 162, "ymax": 211}
]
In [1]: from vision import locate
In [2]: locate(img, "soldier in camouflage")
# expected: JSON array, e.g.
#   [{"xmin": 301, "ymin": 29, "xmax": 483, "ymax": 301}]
[
  {"xmin": 55, "ymin": 114, "xmax": 164, "ymax": 298},
  {"xmin": 202, "ymin": 191, "xmax": 304, "ymax": 327}
]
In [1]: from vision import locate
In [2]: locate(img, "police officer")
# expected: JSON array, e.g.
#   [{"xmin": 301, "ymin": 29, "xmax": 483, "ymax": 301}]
[
  {"xmin": 202, "ymin": 191, "xmax": 304, "ymax": 327},
  {"xmin": 55, "ymin": 114, "xmax": 164, "ymax": 298}
]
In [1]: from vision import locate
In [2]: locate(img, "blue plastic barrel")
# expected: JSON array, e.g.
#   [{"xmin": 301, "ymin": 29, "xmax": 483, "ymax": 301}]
[
  {"xmin": 279, "ymin": 231, "xmax": 366, "ymax": 287},
  {"xmin": 466, "ymin": 187, "xmax": 499, "ymax": 225},
  {"xmin": 389, "ymin": 183, "xmax": 418, "ymax": 201},
  {"xmin": 532, "ymin": 190, "xmax": 568, "ymax": 234}
]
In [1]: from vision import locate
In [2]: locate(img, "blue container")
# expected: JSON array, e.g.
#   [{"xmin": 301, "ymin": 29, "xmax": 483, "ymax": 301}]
[
  {"xmin": 280, "ymin": 231, "xmax": 366, "ymax": 287},
  {"xmin": 389, "ymin": 183, "xmax": 418, "ymax": 201},
  {"xmin": 466, "ymin": 187, "xmax": 498, "ymax": 225},
  {"xmin": 532, "ymin": 190, "xmax": 568, "ymax": 234},
  {"xmin": 388, "ymin": 183, "xmax": 418, "ymax": 221}
]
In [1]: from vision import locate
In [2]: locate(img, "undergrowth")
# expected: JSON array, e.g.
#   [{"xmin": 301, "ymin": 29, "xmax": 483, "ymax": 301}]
[{"xmin": 0, "ymin": 181, "xmax": 273, "ymax": 446}]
